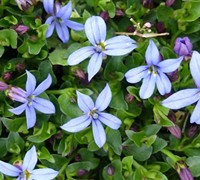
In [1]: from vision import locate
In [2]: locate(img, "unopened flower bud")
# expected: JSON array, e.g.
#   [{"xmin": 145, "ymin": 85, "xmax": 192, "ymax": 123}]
[
  {"xmin": 168, "ymin": 125, "xmax": 182, "ymax": 139},
  {"xmin": 100, "ymin": 11, "xmax": 109, "ymax": 21},
  {"xmin": 156, "ymin": 22, "xmax": 165, "ymax": 33},
  {"xmin": 174, "ymin": 37, "xmax": 192, "ymax": 57},
  {"xmin": 141, "ymin": 0, "xmax": 154, "ymax": 9},
  {"xmin": 77, "ymin": 169, "xmax": 88, "ymax": 177},
  {"xmin": 14, "ymin": 24, "xmax": 29, "ymax": 35},
  {"xmin": 167, "ymin": 69, "xmax": 179, "ymax": 82},
  {"xmin": 125, "ymin": 93, "xmax": 134, "ymax": 103},
  {"xmin": 186, "ymin": 125, "xmax": 199, "ymax": 138},
  {"xmin": 176, "ymin": 161, "xmax": 194, "ymax": 180},
  {"xmin": 115, "ymin": 9, "xmax": 124, "ymax": 17},
  {"xmin": 165, "ymin": 0, "xmax": 176, "ymax": 7},
  {"xmin": 73, "ymin": 69, "xmax": 89, "ymax": 85},
  {"xmin": 15, "ymin": 0, "xmax": 37, "ymax": 11},
  {"xmin": 126, "ymin": 26, "xmax": 135, "ymax": 32},
  {"xmin": 2, "ymin": 72, "xmax": 13, "ymax": 81},
  {"xmin": 74, "ymin": 154, "xmax": 82, "ymax": 161},
  {"xmin": 107, "ymin": 165, "xmax": 115, "ymax": 176},
  {"xmin": 0, "ymin": 82, "xmax": 9, "ymax": 91},
  {"xmin": 16, "ymin": 63, "xmax": 26, "ymax": 72}
]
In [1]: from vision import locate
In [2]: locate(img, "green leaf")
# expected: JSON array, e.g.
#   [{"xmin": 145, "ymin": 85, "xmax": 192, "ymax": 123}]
[
  {"xmin": 126, "ymin": 130, "xmax": 145, "ymax": 147},
  {"xmin": 144, "ymin": 124, "xmax": 161, "ymax": 136},
  {"xmin": 0, "ymin": 138, "xmax": 7, "ymax": 158},
  {"xmin": 0, "ymin": 46, "xmax": 4, "ymax": 57},
  {"xmin": 1, "ymin": 117, "xmax": 25, "ymax": 132},
  {"xmin": 156, "ymin": 5, "xmax": 173, "ymax": 24},
  {"xmin": 49, "ymin": 48, "xmax": 67, "ymax": 66},
  {"xmin": 38, "ymin": 147, "xmax": 55, "ymax": 163},
  {"xmin": 186, "ymin": 156, "xmax": 200, "ymax": 177},
  {"xmin": 98, "ymin": 1, "xmax": 116, "ymax": 18},
  {"xmin": 152, "ymin": 137, "xmax": 168, "ymax": 153},
  {"xmin": 0, "ymin": 29, "xmax": 17, "ymax": 48}
]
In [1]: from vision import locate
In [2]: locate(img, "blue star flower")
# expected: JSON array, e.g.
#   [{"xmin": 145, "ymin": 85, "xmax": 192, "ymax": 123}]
[
  {"xmin": 60, "ymin": 84, "xmax": 121, "ymax": 148},
  {"xmin": 43, "ymin": 0, "xmax": 84, "ymax": 43},
  {"xmin": 67, "ymin": 16, "xmax": 137, "ymax": 81},
  {"xmin": 162, "ymin": 51, "xmax": 200, "ymax": 124},
  {"xmin": 125, "ymin": 39, "xmax": 183, "ymax": 99},
  {"xmin": 0, "ymin": 146, "xmax": 58, "ymax": 180},
  {"xmin": 8, "ymin": 70, "xmax": 55, "ymax": 129}
]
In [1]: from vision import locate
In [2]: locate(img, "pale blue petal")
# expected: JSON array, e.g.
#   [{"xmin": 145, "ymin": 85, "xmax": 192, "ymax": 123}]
[
  {"xmin": 33, "ymin": 74, "xmax": 52, "ymax": 96},
  {"xmin": 9, "ymin": 103, "xmax": 27, "ymax": 115},
  {"xmin": 158, "ymin": 56, "xmax": 183, "ymax": 73},
  {"xmin": 92, "ymin": 120, "xmax": 106, "ymax": 148},
  {"xmin": 65, "ymin": 20, "xmax": 84, "ymax": 31},
  {"xmin": 162, "ymin": 89, "xmax": 200, "ymax": 109},
  {"xmin": 56, "ymin": 0, "xmax": 72, "ymax": 19},
  {"xmin": 190, "ymin": 100, "xmax": 200, "ymax": 124},
  {"xmin": 31, "ymin": 168, "xmax": 59, "ymax": 179},
  {"xmin": 45, "ymin": 17, "xmax": 55, "ymax": 38},
  {"xmin": 88, "ymin": 52, "xmax": 103, "ymax": 81},
  {"xmin": 25, "ymin": 106, "xmax": 36, "ymax": 129},
  {"xmin": 0, "ymin": 161, "xmax": 21, "ymax": 177},
  {"xmin": 22, "ymin": 146, "xmax": 37, "ymax": 171},
  {"xmin": 43, "ymin": 0, "xmax": 54, "ymax": 14},
  {"xmin": 139, "ymin": 74, "xmax": 156, "ymax": 99},
  {"xmin": 125, "ymin": 65, "xmax": 149, "ymax": 83},
  {"xmin": 189, "ymin": 51, "xmax": 200, "ymax": 88},
  {"xmin": 156, "ymin": 71, "xmax": 171, "ymax": 95},
  {"xmin": 32, "ymin": 97, "xmax": 55, "ymax": 114},
  {"xmin": 26, "ymin": 70, "xmax": 36, "ymax": 95},
  {"xmin": 60, "ymin": 115, "xmax": 91, "ymax": 132},
  {"xmin": 55, "ymin": 23, "xmax": 69, "ymax": 43},
  {"xmin": 67, "ymin": 46, "xmax": 95, "ymax": 65},
  {"xmin": 145, "ymin": 39, "xmax": 161, "ymax": 65},
  {"xmin": 104, "ymin": 36, "xmax": 137, "ymax": 56},
  {"xmin": 85, "ymin": 16, "xmax": 106, "ymax": 46},
  {"xmin": 95, "ymin": 84, "xmax": 111, "ymax": 111},
  {"xmin": 98, "ymin": 112, "xmax": 121, "ymax": 129},
  {"xmin": 76, "ymin": 91, "xmax": 94, "ymax": 113}
]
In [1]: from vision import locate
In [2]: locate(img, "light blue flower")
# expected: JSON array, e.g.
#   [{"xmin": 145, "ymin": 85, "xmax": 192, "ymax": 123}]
[
  {"xmin": 43, "ymin": 0, "xmax": 84, "ymax": 43},
  {"xmin": 125, "ymin": 39, "xmax": 183, "ymax": 99},
  {"xmin": 60, "ymin": 84, "xmax": 121, "ymax": 148},
  {"xmin": 0, "ymin": 146, "xmax": 58, "ymax": 180},
  {"xmin": 8, "ymin": 70, "xmax": 55, "ymax": 129},
  {"xmin": 162, "ymin": 51, "xmax": 200, "ymax": 124},
  {"xmin": 67, "ymin": 16, "xmax": 137, "ymax": 81}
]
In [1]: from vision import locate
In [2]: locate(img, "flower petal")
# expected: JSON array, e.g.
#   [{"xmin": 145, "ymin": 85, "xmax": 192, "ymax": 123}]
[
  {"xmin": 55, "ymin": 23, "xmax": 69, "ymax": 43},
  {"xmin": 145, "ymin": 39, "xmax": 161, "ymax": 65},
  {"xmin": 85, "ymin": 16, "xmax": 106, "ymax": 46},
  {"xmin": 158, "ymin": 56, "xmax": 183, "ymax": 73},
  {"xmin": 162, "ymin": 89, "xmax": 200, "ymax": 109},
  {"xmin": 87, "ymin": 52, "xmax": 103, "ymax": 81},
  {"xmin": 60, "ymin": 115, "xmax": 91, "ymax": 132},
  {"xmin": 98, "ymin": 112, "xmax": 121, "ymax": 129},
  {"xmin": 31, "ymin": 168, "xmax": 59, "ymax": 179},
  {"xmin": 76, "ymin": 91, "xmax": 94, "ymax": 113},
  {"xmin": 43, "ymin": 0, "xmax": 54, "ymax": 14},
  {"xmin": 9, "ymin": 103, "xmax": 27, "ymax": 115},
  {"xmin": 92, "ymin": 120, "xmax": 106, "ymax": 148},
  {"xmin": 104, "ymin": 36, "xmax": 137, "ymax": 56},
  {"xmin": 67, "ymin": 46, "xmax": 95, "ymax": 65},
  {"xmin": 32, "ymin": 97, "xmax": 55, "ymax": 114},
  {"xmin": 190, "ymin": 100, "xmax": 200, "ymax": 124},
  {"xmin": 189, "ymin": 51, "xmax": 200, "ymax": 88},
  {"xmin": 65, "ymin": 19, "xmax": 84, "ymax": 31},
  {"xmin": 95, "ymin": 84, "xmax": 112, "ymax": 111},
  {"xmin": 125, "ymin": 65, "xmax": 149, "ymax": 83},
  {"xmin": 25, "ymin": 106, "xmax": 36, "ymax": 129},
  {"xmin": 156, "ymin": 71, "xmax": 172, "ymax": 95},
  {"xmin": 45, "ymin": 17, "xmax": 55, "ymax": 38},
  {"xmin": 22, "ymin": 146, "xmax": 37, "ymax": 171},
  {"xmin": 26, "ymin": 70, "xmax": 36, "ymax": 95},
  {"xmin": 56, "ymin": 0, "xmax": 72, "ymax": 20},
  {"xmin": 33, "ymin": 74, "xmax": 52, "ymax": 96},
  {"xmin": 0, "ymin": 161, "xmax": 21, "ymax": 177}
]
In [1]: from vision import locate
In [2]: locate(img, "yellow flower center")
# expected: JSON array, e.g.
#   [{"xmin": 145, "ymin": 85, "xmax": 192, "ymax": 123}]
[{"xmin": 88, "ymin": 108, "xmax": 99, "ymax": 119}]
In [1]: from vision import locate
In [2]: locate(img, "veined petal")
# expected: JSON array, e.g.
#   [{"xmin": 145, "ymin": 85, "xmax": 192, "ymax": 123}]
[
  {"xmin": 45, "ymin": 17, "xmax": 55, "ymax": 38},
  {"xmin": 125, "ymin": 65, "xmax": 149, "ymax": 83},
  {"xmin": 0, "ymin": 161, "xmax": 21, "ymax": 177},
  {"xmin": 87, "ymin": 52, "xmax": 103, "ymax": 81},
  {"xmin": 60, "ymin": 115, "xmax": 91, "ymax": 132},
  {"xmin": 25, "ymin": 106, "xmax": 36, "ymax": 129},
  {"xmin": 92, "ymin": 120, "xmax": 106, "ymax": 148},
  {"xmin": 67, "ymin": 46, "xmax": 95, "ymax": 65},
  {"xmin": 9, "ymin": 103, "xmax": 27, "ymax": 115},
  {"xmin": 45, "ymin": 16, "xmax": 54, "ymax": 25},
  {"xmin": 98, "ymin": 112, "xmax": 121, "ymax": 129},
  {"xmin": 95, "ymin": 84, "xmax": 112, "ymax": 111},
  {"xmin": 43, "ymin": 0, "xmax": 54, "ymax": 14},
  {"xmin": 139, "ymin": 74, "xmax": 156, "ymax": 99},
  {"xmin": 56, "ymin": 0, "xmax": 72, "ymax": 20},
  {"xmin": 26, "ymin": 70, "xmax": 36, "ymax": 95},
  {"xmin": 190, "ymin": 51, "xmax": 200, "ymax": 88},
  {"xmin": 65, "ymin": 20, "xmax": 84, "ymax": 31},
  {"xmin": 33, "ymin": 74, "xmax": 52, "ymax": 96},
  {"xmin": 76, "ymin": 91, "xmax": 94, "ymax": 113},
  {"xmin": 162, "ymin": 89, "xmax": 200, "ymax": 109},
  {"xmin": 156, "ymin": 71, "xmax": 171, "ymax": 95},
  {"xmin": 104, "ymin": 36, "xmax": 137, "ymax": 56},
  {"xmin": 145, "ymin": 39, "xmax": 161, "ymax": 65},
  {"xmin": 190, "ymin": 100, "xmax": 200, "ymax": 124},
  {"xmin": 158, "ymin": 56, "xmax": 183, "ymax": 73},
  {"xmin": 22, "ymin": 146, "xmax": 37, "ymax": 171},
  {"xmin": 32, "ymin": 97, "xmax": 55, "ymax": 114},
  {"xmin": 55, "ymin": 23, "xmax": 69, "ymax": 43},
  {"xmin": 85, "ymin": 16, "xmax": 106, "ymax": 46},
  {"xmin": 31, "ymin": 168, "xmax": 59, "ymax": 179}
]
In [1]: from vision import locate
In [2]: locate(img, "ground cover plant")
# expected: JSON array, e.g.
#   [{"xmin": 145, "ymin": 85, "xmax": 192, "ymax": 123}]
[{"xmin": 0, "ymin": 0, "xmax": 200, "ymax": 179}]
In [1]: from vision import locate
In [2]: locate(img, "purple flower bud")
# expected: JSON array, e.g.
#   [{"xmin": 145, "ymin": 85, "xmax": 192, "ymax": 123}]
[
  {"xmin": 73, "ymin": 69, "xmax": 89, "ymax": 85},
  {"xmin": 77, "ymin": 169, "xmax": 88, "ymax": 177},
  {"xmin": 168, "ymin": 124, "xmax": 182, "ymax": 139},
  {"xmin": 107, "ymin": 165, "xmax": 115, "ymax": 176},
  {"xmin": 186, "ymin": 125, "xmax": 199, "ymax": 138},
  {"xmin": 141, "ymin": 0, "xmax": 154, "ymax": 9},
  {"xmin": 167, "ymin": 69, "xmax": 179, "ymax": 82},
  {"xmin": 176, "ymin": 161, "xmax": 194, "ymax": 180},
  {"xmin": 74, "ymin": 154, "xmax": 82, "ymax": 161},
  {"xmin": 126, "ymin": 26, "xmax": 135, "ymax": 32},
  {"xmin": 0, "ymin": 81, "xmax": 9, "ymax": 91},
  {"xmin": 174, "ymin": 37, "xmax": 192, "ymax": 57},
  {"xmin": 99, "ymin": 11, "xmax": 109, "ymax": 21},
  {"xmin": 115, "ymin": 9, "xmax": 124, "ymax": 17},
  {"xmin": 156, "ymin": 22, "xmax": 165, "ymax": 33},
  {"xmin": 15, "ymin": 0, "xmax": 37, "ymax": 11},
  {"xmin": 165, "ymin": 0, "xmax": 176, "ymax": 7},
  {"xmin": 125, "ymin": 93, "xmax": 134, "ymax": 103},
  {"xmin": 14, "ymin": 24, "xmax": 29, "ymax": 35},
  {"xmin": 2, "ymin": 72, "xmax": 13, "ymax": 81},
  {"xmin": 16, "ymin": 63, "xmax": 26, "ymax": 72}
]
